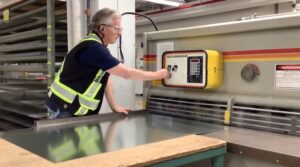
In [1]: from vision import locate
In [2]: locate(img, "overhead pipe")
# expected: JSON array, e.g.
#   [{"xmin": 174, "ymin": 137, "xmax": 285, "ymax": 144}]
[{"xmin": 10, "ymin": 0, "xmax": 40, "ymax": 12}]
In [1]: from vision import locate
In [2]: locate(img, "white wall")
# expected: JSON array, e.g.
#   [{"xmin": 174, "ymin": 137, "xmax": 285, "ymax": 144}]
[{"xmin": 67, "ymin": 0, "xmax": 87, "ymax": 50}]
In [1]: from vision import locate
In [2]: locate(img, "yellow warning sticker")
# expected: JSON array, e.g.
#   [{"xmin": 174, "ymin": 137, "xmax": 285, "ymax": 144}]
[
  {"xmin": 151, "ymin": 80, "xmax": 162, "ymax": 86},
  {"xmin": 3, "ymin": 9, "xmax": 9, "ymax": 22},
  {"xmin": 224, "ymin": 110, "xmax": 231, "ymax": 125}
]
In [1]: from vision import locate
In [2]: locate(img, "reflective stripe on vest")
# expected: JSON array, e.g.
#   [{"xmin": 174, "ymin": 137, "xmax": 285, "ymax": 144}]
[
  {"xmin": 74, "ymin": 71, "xmax": 106, "ymax": 115},
  {"xmin": 51, "ymin": 81, "xmax": 77, "ymax": 103},
  {"xmin": 50, "ymin": 33, "xmax": 106, "ymax": 115}
]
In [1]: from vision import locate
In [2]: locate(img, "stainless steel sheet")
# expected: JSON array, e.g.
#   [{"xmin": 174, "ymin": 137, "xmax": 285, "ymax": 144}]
[{"xmin": 1, "ymin": 112, "xmax": 222, "ymax": 163}]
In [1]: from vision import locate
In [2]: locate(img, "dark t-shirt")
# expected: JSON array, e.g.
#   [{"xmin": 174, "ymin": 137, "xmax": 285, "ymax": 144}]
[{"xmin": 78, "ymin": 43, "xmax": 119, "ymax": 70}]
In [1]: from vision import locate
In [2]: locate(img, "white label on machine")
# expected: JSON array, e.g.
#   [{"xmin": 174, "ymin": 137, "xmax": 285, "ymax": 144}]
[
  {"xmin": 275, "ymin": 64, "xmax": 300, "ymax": 90},
  {"xmin": 163, "ymin": 50, "xmax": 207, "ymax": 88},
  {"xmin": 156, "ymin": 41, "xmax": 174, "ymax": 70}
]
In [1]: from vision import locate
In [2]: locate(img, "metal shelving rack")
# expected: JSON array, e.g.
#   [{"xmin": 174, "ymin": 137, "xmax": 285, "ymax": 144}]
[{"xmin": 0, "ymin": 0, "xmax": 67, "ymax": 131}]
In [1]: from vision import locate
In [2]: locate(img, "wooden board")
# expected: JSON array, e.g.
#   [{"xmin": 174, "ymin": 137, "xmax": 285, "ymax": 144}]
[{"xmin": 0, "ymin": 135, "xmax": 226, "ymax": 167}]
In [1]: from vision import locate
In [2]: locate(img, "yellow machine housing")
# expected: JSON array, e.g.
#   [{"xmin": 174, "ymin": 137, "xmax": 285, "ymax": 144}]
[
  {"xmin": 206, "ymin": 50, "xmax": 223, "ymax": 89},
  {"xmin": 162, "ymin": 50, "xmax": 223, "ymax": 89}
]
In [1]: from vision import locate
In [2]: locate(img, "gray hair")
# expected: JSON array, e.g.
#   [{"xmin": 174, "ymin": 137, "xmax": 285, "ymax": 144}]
[{"xmin": 90, "ymin": 8, "xmax": 120, "ymax": 33}]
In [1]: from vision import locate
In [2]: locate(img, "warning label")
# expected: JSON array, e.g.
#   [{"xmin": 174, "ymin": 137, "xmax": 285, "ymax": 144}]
[{"xmin": 275, "ymin": 64, "xmax": 300, "ymax": 90}]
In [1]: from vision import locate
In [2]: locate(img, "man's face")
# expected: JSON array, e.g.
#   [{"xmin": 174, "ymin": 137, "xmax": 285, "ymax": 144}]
[{"xmin": 101, "ymin": 18, "xmax": 122, "ymax": 45}]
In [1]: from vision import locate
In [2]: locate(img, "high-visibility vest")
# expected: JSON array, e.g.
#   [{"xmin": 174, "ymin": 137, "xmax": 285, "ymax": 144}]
[{"xmin": 49, "ymin": 33, "xmax": 107, "ymax": 116}]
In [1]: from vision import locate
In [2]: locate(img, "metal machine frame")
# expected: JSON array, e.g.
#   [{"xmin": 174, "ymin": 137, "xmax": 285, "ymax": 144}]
[{"xmin": 143, "ymin": 12, "xmax": 300, "ymax": 167}]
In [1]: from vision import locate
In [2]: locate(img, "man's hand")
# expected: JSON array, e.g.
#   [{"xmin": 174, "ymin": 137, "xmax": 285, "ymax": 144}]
[
  {"xmin": 113, "ymin": 106, "xmax": 130, "ymax": 114},
  {"xmin": 156, "ymin": 69, "xmax": 171, "ymax": 79}
]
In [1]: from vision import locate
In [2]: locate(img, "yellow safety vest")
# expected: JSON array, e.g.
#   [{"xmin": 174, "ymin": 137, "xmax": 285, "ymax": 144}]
[{"xmin": 50, "ymin": 33, "xmax": 106, "ymax": 116}]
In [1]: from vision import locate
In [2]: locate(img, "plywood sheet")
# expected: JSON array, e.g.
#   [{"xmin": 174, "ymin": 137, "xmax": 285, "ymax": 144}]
[{"xmin": 0, "ymin": 135, "xmax": 225, "ymax": 167}]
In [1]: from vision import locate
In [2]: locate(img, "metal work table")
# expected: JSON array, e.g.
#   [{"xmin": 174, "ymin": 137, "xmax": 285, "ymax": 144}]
[
  {"xmin": 1, "ymin": 110, "xmax": 299, "ymax": 166},
  {"xmin": 0, "ymin": 111, "xmax": 226, "ymax": 167},
  {"xmin": 204, "ymin": 126, "xmax": 300, "ymax": 167}
]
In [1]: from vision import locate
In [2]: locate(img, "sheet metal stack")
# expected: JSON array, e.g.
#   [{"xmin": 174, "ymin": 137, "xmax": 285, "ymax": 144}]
[{"xmin": 0, "ymin": 0, "xmax": 67, "ymax": 131}]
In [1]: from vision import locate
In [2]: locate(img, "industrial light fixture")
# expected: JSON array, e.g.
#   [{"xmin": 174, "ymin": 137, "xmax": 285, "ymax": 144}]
[{"xmin": 145, "ymin": 0, "xmax": 183, "ymax": 7}]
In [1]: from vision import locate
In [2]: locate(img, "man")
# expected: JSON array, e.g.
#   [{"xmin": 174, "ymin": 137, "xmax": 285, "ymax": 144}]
[{"xmin": 46, "ymin": 8, "xmax": 170, "ymax": 119}]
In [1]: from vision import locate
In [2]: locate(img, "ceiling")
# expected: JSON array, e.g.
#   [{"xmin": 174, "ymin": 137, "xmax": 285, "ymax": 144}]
[{"xmin": 135, "ymin": 0, "xmax": 199, "ymax": 13}]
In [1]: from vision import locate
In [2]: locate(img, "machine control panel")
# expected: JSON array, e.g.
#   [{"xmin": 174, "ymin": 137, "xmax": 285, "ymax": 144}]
[
  {"xmin": 187, "ymin": 57, "xmax": 202, "ymax": 83},
  {"xmin": 162, "ymin": 50, "xmax": 223, "ymax": 89}
]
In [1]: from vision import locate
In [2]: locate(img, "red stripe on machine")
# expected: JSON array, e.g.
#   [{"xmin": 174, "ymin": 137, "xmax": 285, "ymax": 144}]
[
  {"xmin": 144, "ymin": 55, "xmax": 156, "ymax": 58},
  {"xmin": 223, "ymin": 48, "xmax": 300, "ymax": 55},
  {"xmin": 276, "ymin": 65, "xmax": 300, "ymax": 70}
]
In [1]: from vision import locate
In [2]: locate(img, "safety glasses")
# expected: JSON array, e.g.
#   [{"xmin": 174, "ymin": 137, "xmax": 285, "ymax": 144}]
[{"xmin": 102, "ymin": 24, "xmax": 123, "ymax": 32}]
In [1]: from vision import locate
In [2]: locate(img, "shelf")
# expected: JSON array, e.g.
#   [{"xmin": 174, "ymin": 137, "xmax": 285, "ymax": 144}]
[
  {"xmin": 0, "ymin": 0, "xmax": 25, "ymax": 11},
  {"xmin": 0, "ymin": 64, "xmax": 47, "ymax": 72},
  {"xmin": 0, "ymin": 98, "xmax": 47, "ymax": 119},
  {"xmin": 0, "ymin": 0, "xmax": 67, "ymax": 131},
  {"xmin": 0, "ymin": 91, "xmax": 47, "ymax": 100},
  {"xmin": 0, "ymin": 40, "xmax": 67, "ymax": 52},
  {"xmin": 0, "ymin": 52, "xmax": 65, "ymax": 63},
  {"xmin": 0, "ymin": 6, "xmax": 47, "ymax": 30},
  {"xmin": 0, "ymin": 28, "xmax": 67, "ymax": 44},
  {"xmin": 0, "ymin": 110, "xmax": 33, "ymax": 127},
  {"xmin": 0, "ymin": 83, "xmax": 47, "ymax": 91},
  {"xmin": 0, "ymin": 20, "xmax": 46, "ymax": 35},
  {"xmin": 0, "ymin": 118, "xmax": 24, "ymax": 131}
]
